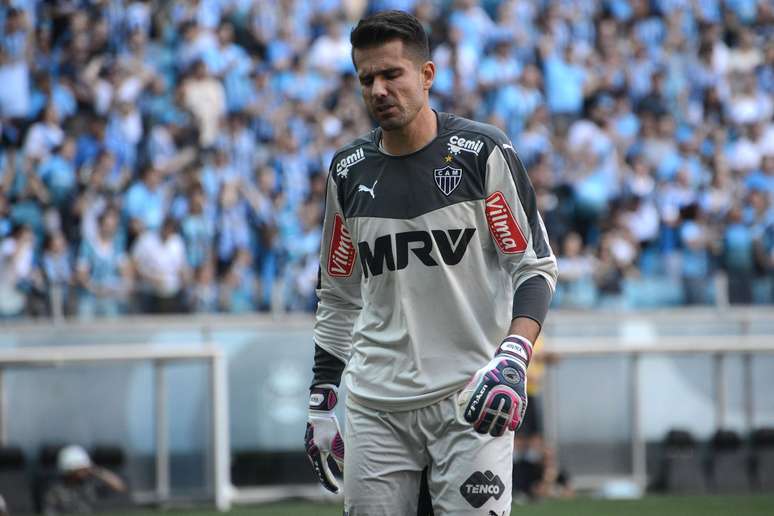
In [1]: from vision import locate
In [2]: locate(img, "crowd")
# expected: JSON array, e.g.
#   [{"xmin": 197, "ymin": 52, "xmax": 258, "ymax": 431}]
[{"xmin": 0, "ymin": 0, "xmax": 772, "ymax": 318}]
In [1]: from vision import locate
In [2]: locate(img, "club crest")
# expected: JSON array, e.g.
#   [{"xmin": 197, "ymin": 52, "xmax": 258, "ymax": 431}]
[{"xmin": 433, "ymin": 165, "xmax": 463, "ymax": 196}]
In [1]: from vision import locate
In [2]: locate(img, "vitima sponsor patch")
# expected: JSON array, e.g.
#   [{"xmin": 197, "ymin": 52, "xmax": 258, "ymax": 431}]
[
  {"xmin": 460, "ymin": 471, "xmax": 505, "ymax": 508},
  {"xmin": 485, "ymin": 191, "xmax": 527, "ymax": 254},
  {"xmin": 433, "ymin": 165, "xmax": 463, "ymax": 196},
  {"xmin": 336, "ymin": 147, "xmax": 365, "ymax": 178},
  {"xmin": 448, "ymin": 135, "xmax": 484, "ymax": 156},
  {"xmin": 327, "ymin": 214, "xmax": 356, "ymax": 277}
]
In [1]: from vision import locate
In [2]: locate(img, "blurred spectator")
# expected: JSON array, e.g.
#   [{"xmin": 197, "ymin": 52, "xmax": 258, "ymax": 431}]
[
  {"xmin": 307, "ymin": 20, "xmax": 353, "ymax": 75},
  {"xmin": 723, "ymin": 205, "xmax": 756, "ymax": 304},
  {"xmin": 190, "ymin": 257, "xmax": 218, "ymax": 313},
  {"xmin": 0, "ymin": 8, "xmax": 31, "ymax": 119},
  {"xmin": 513, "ymin": 433, "xmax": 573, "ymax": 502},
  {"xmin": 76, "ymin": 208, "xmax": 131, "ymax": 318},
  {"xmin": 214, "ymin": 181, "xmax": 250, "ymax": 273},
  {"xmin": 37, "ymin": 137, "xmax": 77, "ymax": 211},
  {"xmin": 131, "ymin": 217, "xmax": 189, "ymax": 313},
  {"xmin": 556, "ymin": 232, "xmax": 595, "ymax": 308},
  {"xmin": 41, "ymin": 230, "xmax": 74, "ymax": 317},
  {"xmin": 0, "ymin": 224, "xmax": 37, "ymax": 317},
  {"xmin": 182, "ymin": 60, "xmax": 226, "ymax": 147},
  {"xmin": 22, "ymin": 104, "xmax": 64, "ymax": 162},
  {"xmin": 541, "ymin": 39, "xmax": 587, "ymax": 122},
  {"xmin": 282, "ymin": 198, "xmax": 321, "ymax": 311},
  {"xmin": 203, "ymin": 22, "xmax": 253, "ymax": 113},
  {"xmin": 220, "ymin": 247, "xmax": 256, "ymax": 312},
  {"xmin": 124, "ymin": 165, "xmax": 167, "ymax": 236},
  {"xmin": 181, "ymin": 184, "xmax": 214, "ymax": 270},
  {"xmin": 679, "ymin": 204, "xmax": 712, "ymax": 304},
  {"xmin": 42, "ymin": 445, "xmax": 126, "ymax": 516}
]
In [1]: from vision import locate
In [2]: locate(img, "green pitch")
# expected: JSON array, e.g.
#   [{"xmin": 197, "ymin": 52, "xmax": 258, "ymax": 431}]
[{"xmin": 107, "ymin": 494, "xmax": 774, "ymax": 516}]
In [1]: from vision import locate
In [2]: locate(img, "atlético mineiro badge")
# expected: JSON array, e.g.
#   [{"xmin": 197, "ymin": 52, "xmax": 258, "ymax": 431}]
[{"xmin": 434, "ymin": 166, "xmax": 462, "ymax": 196}]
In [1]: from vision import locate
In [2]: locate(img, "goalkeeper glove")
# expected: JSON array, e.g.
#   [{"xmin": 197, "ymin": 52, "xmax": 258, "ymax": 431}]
[
  {"xmin": 304, "ymin": 384, "xmax": 345, "ymax": 493},
  {"xmin": 458, "ymin": 335, "xmax": 532, "ymax": 437}
]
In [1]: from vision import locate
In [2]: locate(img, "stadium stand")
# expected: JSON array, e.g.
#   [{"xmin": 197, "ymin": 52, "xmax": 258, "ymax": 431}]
[{"xmin": 0, "ymin": 1, "xmax": 771, "ymax": 319}]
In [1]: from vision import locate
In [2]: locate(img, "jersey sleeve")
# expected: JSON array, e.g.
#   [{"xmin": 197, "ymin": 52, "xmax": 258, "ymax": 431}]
[
  {"xmin": 312, "ymin": 169, "xmax": 362, "ymax": 364},
  {"xmin": 483, "ymin": 137, "xmax": 558, "ymax": 298}
]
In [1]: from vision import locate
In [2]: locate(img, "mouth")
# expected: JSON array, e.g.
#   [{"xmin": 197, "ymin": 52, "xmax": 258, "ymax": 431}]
[{"xmin": 375, "ymin": 104, "xmax": 397, "ymax": 116}]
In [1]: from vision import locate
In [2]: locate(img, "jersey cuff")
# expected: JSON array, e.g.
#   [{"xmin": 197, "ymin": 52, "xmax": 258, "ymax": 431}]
[
  {"xmin": 311, "ymin": 343, "xmax": 347, "ymax": 388},
  {"xmin": 512, "ymin": 275, "xmax": 552, "ymax": 328}
]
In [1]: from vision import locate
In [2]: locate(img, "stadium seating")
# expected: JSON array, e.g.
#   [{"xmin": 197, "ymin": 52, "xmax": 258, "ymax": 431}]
[
  {"xmin": 751, "ymin": 427, "xmax": 774, "ymax": 491},
  {"xmin": 31, "ymin": 443, "xmax": 66, "ymax": 513},
  {"xmin": 706, "ymin": 430, "xmax": 750, "ymax": 493},
  {"xmin": 0, "ymin": 446, "xmax": 33, "ymax": 515},
  {"xmin": 658, "ymin": 429, "xmax": 706, "ymax": 494},
  {"xmin": 91, "ymin": 444, "xmax": 133, "ymax": 510},
  {"xmin": 231, "ymin": 450, "xmax": 317, "ymax": 486}
]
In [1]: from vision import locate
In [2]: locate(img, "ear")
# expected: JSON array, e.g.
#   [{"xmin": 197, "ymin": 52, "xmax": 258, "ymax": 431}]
[{"xmin": 421, "ymin": 61, "xmax": 435, "ymax": 91}]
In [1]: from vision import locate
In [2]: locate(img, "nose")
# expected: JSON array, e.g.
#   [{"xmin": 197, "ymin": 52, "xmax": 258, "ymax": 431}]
[{"xmin": 371, "ymin": 76, "xmax": 388, "ymax": 99}]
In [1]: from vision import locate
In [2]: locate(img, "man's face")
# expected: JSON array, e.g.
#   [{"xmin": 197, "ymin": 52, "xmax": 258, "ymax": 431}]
[{"xmin": 354, "ymin": 40, "xmax": 433, "ymax": 131}]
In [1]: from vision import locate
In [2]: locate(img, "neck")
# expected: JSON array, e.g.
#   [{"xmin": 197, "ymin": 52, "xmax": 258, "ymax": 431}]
[{"xmin": 381, "ymin": 106, "xmax": 437, "ymax": 156}]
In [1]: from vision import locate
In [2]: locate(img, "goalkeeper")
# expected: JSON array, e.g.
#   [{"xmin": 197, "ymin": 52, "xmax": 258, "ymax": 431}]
[{"xmin": 305, "ymin": 10, "xmax": 557, "ymax": 516}]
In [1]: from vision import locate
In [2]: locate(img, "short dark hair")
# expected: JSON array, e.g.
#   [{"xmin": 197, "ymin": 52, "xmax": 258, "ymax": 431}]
[{"xmin": 350, "ymin": 10, "xmax": 430, "ymax": 67}]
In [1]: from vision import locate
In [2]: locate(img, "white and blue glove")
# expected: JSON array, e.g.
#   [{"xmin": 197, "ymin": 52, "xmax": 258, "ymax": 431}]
[
  {"xmin": 304, "ymin": 384, "xmax": 345, "ymax": 493},
  {"xmin": 458, "ymin": 335, "xmax": 532, "ymax": 437}
]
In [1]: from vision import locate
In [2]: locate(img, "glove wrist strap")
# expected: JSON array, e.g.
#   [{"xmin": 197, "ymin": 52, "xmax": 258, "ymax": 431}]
[
  {"xmin": 496, "ymin": 334, "xmax": 533, "ymax": 367},
  {"xmin": 309, "ymin": 384, "xmax": 338, "ymax": 412}
]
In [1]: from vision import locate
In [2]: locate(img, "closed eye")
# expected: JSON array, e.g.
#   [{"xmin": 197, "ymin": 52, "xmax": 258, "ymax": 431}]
[{"xmin": 359, "ymin": 67, "xmax": 403, "ymax": 86}]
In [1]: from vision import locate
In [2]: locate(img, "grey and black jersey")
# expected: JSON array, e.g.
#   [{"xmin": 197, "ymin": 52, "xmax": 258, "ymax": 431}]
[{"xmin": 314, "ymin": 112, "xmax": 558, "ymax": 412}]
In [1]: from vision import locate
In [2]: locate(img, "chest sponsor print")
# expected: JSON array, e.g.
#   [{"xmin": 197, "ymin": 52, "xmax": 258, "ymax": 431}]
[
  {"xmin": 336, "ymin": 147, "xmax": 365, "ymax": 178},
  {"xmin": 448, "ymin": 135, "xmax": 484, "ymax": 156}
]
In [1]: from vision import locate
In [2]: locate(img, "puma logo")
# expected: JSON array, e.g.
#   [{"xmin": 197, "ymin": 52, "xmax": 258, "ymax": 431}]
[{"xmin": 358, "ymin": 179, "xmax": 378, "ymax": 199}]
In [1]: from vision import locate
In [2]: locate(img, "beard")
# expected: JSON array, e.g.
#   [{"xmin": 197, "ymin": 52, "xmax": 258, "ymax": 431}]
[
  {"xmin": 368, "ymin": 96, "xmax": 423, "ymax": 132},
  {"xmin": 368, "ymin": 101, "xmax": 405, "ymax": 130}
]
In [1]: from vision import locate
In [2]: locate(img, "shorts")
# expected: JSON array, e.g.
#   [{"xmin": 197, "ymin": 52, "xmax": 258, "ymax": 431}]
[{"xmin": 344, "ymin": 393, "xmax": 514, "ymax": 516}]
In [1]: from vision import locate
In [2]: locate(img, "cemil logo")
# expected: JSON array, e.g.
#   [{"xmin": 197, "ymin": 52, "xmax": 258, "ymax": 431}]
[
  {"xmin": 448, "ymin": 135, "xmax": 484, "ymax": 156},
  {"xmin": 485, "ymin": 191, "xmax": 527, "ymax": 254},
  {"xmin": 327, "ymin": 214, "xmax": 356, "ymax": 277},
  {"xmin": 460, "ymin": 470, "xmax": 505, "ymax": 508},
  {"xmin": 336, "ymin": 147, "xmax": 365, "ymax": 178}
]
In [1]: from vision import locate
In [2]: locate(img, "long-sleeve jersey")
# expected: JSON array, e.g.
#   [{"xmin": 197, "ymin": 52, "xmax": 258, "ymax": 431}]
[{"xmin": 314, "ymin": 112, "xmax": 558, "ymax": 412}]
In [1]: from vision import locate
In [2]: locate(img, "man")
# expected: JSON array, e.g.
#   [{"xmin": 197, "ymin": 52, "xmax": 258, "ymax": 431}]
[
  {"xmin": 41, "ymin": 445, "xmax": 126, "ymax": 515},
  {"xmin": 305, "ymin": 11, "xmax": 557, "ymax": 515},
  {"xmin": 131, "ymin": 217, "xmax": 189, "ymax": 313}
]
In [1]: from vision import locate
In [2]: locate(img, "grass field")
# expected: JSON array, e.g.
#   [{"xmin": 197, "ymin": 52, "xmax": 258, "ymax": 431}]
[{"xmin": 108, "ymin": 494, "xmax": 774, "ymax": 516}]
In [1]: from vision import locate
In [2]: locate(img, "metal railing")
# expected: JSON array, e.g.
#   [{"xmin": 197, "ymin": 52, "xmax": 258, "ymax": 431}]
[
  {"xmin": 0, "ymin": 345, "xmax": 231, "ymax": 511},
  {"xmin": 541, "ymin": 309, "xmax": 774, "ymax": 491}
]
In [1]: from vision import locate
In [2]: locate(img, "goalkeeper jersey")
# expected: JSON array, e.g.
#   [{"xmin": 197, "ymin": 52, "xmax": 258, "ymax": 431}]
[{"xmin": 314, "ymin": 111, "xmax": 558, "ymax": 412}]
